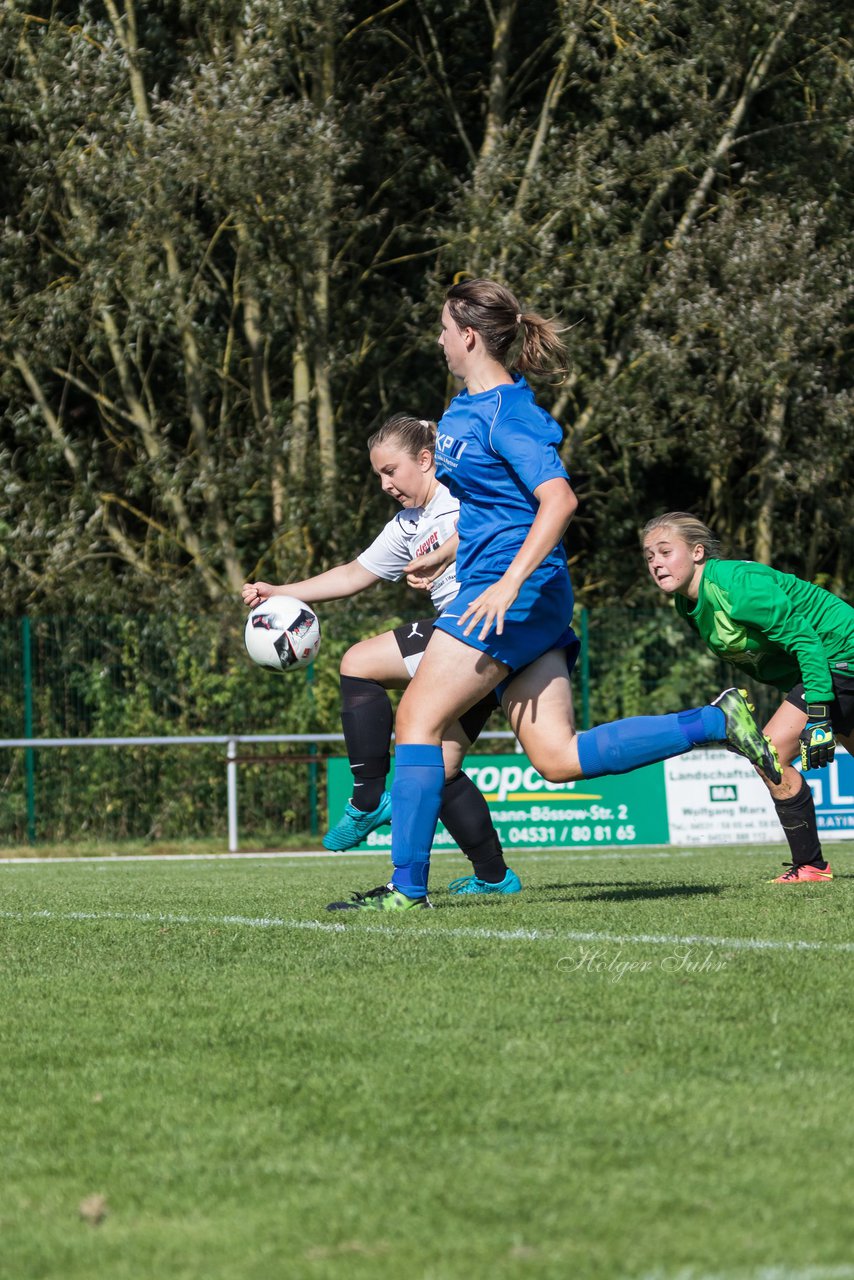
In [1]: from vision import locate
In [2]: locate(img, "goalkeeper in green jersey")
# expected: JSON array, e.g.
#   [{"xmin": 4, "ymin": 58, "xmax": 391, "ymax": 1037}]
[{"xmin": 643, "ymin": 512, "xmax": 854, "ymax": 883}]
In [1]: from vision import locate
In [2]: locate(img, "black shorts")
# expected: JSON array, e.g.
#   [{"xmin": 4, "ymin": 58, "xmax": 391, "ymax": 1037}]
[
  {"xmin": 393, "ymin": 617, "xmax": 437, "ymax": 677},
  {"xmin": 785, "ymin": 671, "xmax": 854, "ymax": 738},
  {"xmin": 392, "ymin": 616, "xmax": 499, "ymax": 745}
]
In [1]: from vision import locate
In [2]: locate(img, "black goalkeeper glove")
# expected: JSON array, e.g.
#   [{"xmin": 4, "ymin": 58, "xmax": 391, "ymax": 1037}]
[{"xmin": 799, "ymin": 704, "xmax": 836, "ymax": 770}]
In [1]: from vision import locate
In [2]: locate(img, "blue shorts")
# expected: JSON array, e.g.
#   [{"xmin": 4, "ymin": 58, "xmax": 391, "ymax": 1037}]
[{"xmin": 433, "ymin": 569, "xmax": 578, "ymax": 694}]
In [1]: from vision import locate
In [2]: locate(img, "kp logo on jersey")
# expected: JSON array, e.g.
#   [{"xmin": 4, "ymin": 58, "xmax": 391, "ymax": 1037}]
[{"xmin": 436, "ymin": 432, "xmax": 467, "ymax": 469}]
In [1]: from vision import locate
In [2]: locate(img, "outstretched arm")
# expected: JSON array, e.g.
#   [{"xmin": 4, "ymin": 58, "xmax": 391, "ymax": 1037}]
[{"xmin": 242, "ymin": 560, "xmax": 381, "ymax": 609}]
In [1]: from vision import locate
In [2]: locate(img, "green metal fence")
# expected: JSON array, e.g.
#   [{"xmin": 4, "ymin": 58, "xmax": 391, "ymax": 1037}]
[
  {"xmin": 1, "ymin": 605, "xmax": 750, "ymax": 848},
  {"xmin": 1, "ymin": 612, "xmax": 328, "ymax": 846}
]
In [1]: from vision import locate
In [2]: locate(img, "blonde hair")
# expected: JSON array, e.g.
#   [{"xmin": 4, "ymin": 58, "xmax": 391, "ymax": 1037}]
[
  {"xmin": 367, "ymin": 413, "xmax": 437, "ymax": 458},
  {"xmin": 445, "ymin": 278, "xmax": 567, "ymax": 378},
  {"xmin": 642, "ymin": 512, "xmax": 723, "ymax": 559}
]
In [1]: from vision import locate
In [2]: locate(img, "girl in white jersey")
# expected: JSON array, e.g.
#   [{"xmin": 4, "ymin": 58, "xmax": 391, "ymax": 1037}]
[
  {"xmin": 242, "ymin": 413, "xmax": 515, "ymax": 890},
  {"xmin": 327, "ymin": 281, "xmax": 779, "ymax": 912}
]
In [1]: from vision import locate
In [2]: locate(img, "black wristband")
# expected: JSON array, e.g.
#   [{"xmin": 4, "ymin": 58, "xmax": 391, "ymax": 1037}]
[{"xmin": 805, "ymin": 703, "xmax": 830, "ymax": 721}]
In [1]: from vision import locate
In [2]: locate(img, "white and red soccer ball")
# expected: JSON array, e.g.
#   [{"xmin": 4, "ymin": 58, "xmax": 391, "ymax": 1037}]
[{"xmin": 244, "ymin": 595, "xmax": 321, "ymax": 673}]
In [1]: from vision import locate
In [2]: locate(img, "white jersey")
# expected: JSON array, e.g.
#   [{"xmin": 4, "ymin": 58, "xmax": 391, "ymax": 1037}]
[{"xmin": 357, "ymin": 483, "xmax": 459, "ymax": 613}]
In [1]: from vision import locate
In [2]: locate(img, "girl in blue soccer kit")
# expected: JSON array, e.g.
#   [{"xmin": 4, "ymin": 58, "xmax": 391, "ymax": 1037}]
[
  {"xmin": 243, "ymin": 413, "xmax": 509, "ymax": 886},
  {"xmin": 327, "ymin": 280, "xmax": 779, "ymax": 911}
]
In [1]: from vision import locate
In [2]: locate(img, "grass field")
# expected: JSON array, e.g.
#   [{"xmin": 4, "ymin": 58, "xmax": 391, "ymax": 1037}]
[{"xmin": 2, "ymin": 842, "xmax": 853, "ymax": 1280}]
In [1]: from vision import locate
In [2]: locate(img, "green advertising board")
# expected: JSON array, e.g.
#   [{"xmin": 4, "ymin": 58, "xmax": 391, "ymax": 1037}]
[{"xmin": 326, "ymin": 754, "xmax": 669, "ymax": 850}]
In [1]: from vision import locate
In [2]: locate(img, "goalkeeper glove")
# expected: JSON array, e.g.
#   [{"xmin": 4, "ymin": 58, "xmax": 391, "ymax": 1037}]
[{"xmin": 799, "ymin": 704, "xmax": 836, "ymax": 770}]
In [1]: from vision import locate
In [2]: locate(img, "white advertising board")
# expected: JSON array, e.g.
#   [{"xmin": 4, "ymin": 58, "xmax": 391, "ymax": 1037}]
[{"xmin": 665, "ymin": 747, "xmax": 853, "ymax": 845}]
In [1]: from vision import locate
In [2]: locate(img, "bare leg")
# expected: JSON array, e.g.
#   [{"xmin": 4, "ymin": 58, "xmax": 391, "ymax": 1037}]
[
  {"xmin": 501, "ymin": 648, "xmax": 583, "ymax": 779},
  {"xmin": 326, "ymin": 628, "xmax": 506, "ymax": 859},
  {"xmin": 340, "ymin": 628, "xmax": 484, "ymax": 780},
  {"xmin": 505, "ymin": 651, "xmax": 765, "ymax": 783},
  {"xmin": 394, "ymin": 629, "xmax": 508, "ymax": 744},
  {"xmin": 379, "ymin": 630, "xmax": 508, "ymax": 898},
  {"xmin": 761, "ymin": 701, "xmax": 809, "ymax": 800},
  {"xmin": 340, "ymin": 631, "xmax": 411, "ymax": 688}
]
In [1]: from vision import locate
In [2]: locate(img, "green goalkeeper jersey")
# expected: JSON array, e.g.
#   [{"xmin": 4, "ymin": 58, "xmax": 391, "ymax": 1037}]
[{"xmin": 674, "ymin": 558, "xmax": 854, "ymax": 704}]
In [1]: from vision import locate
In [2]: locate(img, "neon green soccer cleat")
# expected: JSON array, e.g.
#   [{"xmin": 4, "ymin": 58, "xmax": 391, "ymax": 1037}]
[
  {"xmin": 325, "ymin": 884, "xmax": 433, "ymax": 912},
  {"xmin": 710, "ymin": 687, "xmax": 782, "ymax": 784}
]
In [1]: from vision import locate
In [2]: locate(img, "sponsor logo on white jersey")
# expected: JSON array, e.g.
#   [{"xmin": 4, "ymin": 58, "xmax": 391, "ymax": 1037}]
[{"xmin": 414, "ymin": 530, "xmax": 440, "ymax": 557}]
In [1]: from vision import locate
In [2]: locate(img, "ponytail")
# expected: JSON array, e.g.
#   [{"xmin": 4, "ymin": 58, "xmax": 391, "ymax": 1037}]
[{"xmin": 445, "ymin": 278, "xmax": 568, "ymax": 378}]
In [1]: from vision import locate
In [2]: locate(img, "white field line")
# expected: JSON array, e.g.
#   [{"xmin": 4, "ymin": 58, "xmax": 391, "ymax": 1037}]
[
  {"xmin": 0, "ymin": 846, "xmax": 800, "ymax": 867},
  {"xmin": 1, "ymin": 907, "xmax": 853, "ymax": 955}
]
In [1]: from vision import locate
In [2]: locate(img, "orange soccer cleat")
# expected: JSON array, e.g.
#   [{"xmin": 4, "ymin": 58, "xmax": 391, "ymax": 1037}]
[{"xmin": 771, "ymin": 862, "xmax": 833, "ymax": 883}]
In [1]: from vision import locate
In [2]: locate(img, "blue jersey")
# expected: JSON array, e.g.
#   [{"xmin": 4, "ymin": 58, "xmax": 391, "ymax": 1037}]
[
  {"xmin": 432, "ymin": 375, "xmax": 577, "ymax": 676},
  {"xmin": 434, "ymin": 376, "xmax": 571, "ymax": 585}
]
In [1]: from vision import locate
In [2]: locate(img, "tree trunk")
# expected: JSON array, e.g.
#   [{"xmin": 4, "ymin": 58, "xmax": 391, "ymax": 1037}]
[
  {"xmin": 104, "ymin": 0, "xmax": 244, "ymax": 596},
  {"xmin": 754, "ymin": 381, "xmax": 788, "ymax": 565},
  {"xmin": 308, "ymin": 10, "xmax": 338, "ymax": 501},
  {"xmin": 289, "ymin": 294, "xmax": 311, "ymax": 487},
  {"xmin": 480, "ymin": 0, "xmax": 517, "ymax": 162}
]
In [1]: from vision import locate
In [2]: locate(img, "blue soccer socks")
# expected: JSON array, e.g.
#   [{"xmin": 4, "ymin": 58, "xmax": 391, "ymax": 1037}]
[
  {"xmin": 677, "ymin": 704, "xmax": 725, "ymax": 743},
  {"xmin": 576, "ymin": 704, "xmax": 725, "ymax": 779},
  {"xmin": 389, "ymin": 743, "xmax": 445, "ymax": 897}
]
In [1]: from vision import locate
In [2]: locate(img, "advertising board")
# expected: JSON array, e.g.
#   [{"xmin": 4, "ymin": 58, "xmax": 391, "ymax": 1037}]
[
  {"xmin": 664, "ymin": 748, "xmax": 854, "ymax": 845},
  {"xmin": 327, "ymin": 748, "xmax": 853, "ymax": 850},
  {"xmin": 327, "ymin": 754, "xmax": 669, "ymax": 850}
]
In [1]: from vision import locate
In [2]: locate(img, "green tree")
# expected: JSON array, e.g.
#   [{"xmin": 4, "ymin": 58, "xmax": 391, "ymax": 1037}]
[
  {"xmin": 421, "ymin": 0, "xmax": 853, "ymax": 593},
  {"xmin": 1, "ymin": 1, "xmax": 372, "ymax": 608},
  {"xmin": 1, "ymin": 0, "xmax": 851, "ymax": 619}
]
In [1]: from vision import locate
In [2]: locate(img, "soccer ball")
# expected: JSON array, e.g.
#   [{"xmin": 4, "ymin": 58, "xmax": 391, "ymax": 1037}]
[{"xmin": 244, "ymin": 595, "xmax": 321, "ymax": 673}]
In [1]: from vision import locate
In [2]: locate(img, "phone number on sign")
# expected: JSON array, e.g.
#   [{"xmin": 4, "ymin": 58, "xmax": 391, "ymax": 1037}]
[{"xmin": 503, "ymin": 823, "xmax": 637, "ymax": 844}]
